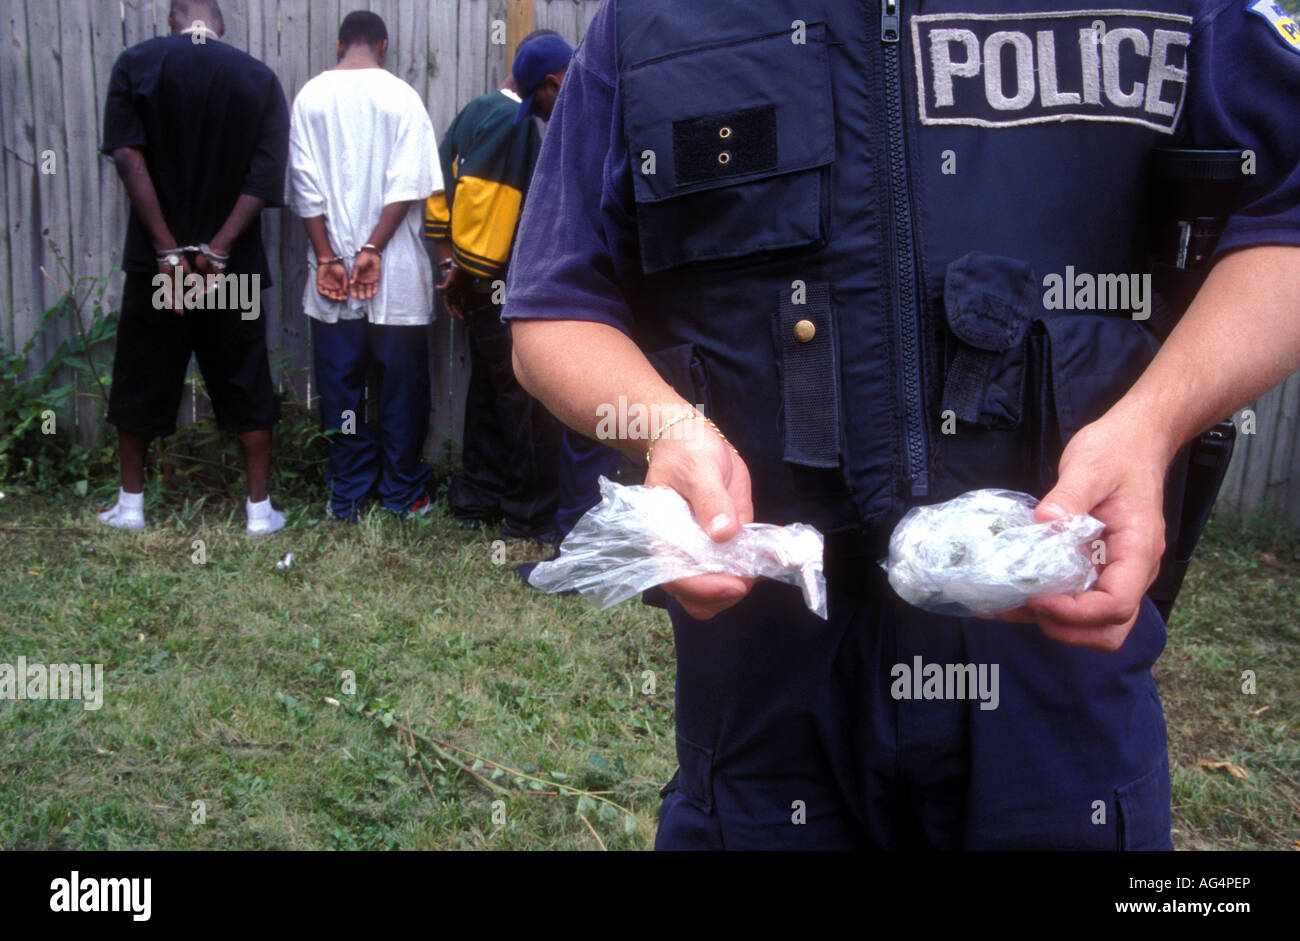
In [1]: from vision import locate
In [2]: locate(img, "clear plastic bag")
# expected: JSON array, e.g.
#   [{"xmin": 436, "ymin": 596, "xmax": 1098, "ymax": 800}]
[
  {"xmin": 880, "ymin": 489, "xmax": 1104, "ymax": 617},
  {"xmin": 527, "ymin": 478, "xmax": 827, "ymax": 619}
]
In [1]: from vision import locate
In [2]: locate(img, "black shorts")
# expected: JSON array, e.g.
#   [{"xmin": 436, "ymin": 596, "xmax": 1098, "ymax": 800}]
[{"xmin": 106, "ymin": 272, "xmax": 279, "ymax": 438}]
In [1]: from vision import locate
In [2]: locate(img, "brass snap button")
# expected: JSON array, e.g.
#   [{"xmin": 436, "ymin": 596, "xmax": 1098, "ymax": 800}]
[
  {"xmin": 719, "ymin": 126, "xmax": 732, "ymax": 139},
  {"xmin": 717, "ymin": 151, "xmax": 731, "ymax": 165},
  {"xmin": 794, "ymin": 319, "xmax": 816, "ymax": 343}
]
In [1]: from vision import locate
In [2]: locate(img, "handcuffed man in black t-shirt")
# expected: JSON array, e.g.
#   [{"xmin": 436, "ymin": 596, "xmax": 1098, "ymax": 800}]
[{"xmin": 98, "ymin": 0, "xmax": 290, "ymax": 535}]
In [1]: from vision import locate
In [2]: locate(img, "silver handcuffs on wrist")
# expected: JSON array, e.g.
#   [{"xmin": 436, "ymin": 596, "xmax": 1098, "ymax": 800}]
[
  {"xmin": 310, "ymin": 244, "xmax": 382, "ymax": 270},
  {"xmin": 154, "ymin": 243, "xmax": 230, "ymax": 271}
]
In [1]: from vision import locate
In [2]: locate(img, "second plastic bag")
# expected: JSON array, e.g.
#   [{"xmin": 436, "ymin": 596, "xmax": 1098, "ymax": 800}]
[
  {"xmin": 881, "ymin": 489, "xmax": 1105, "ymax": 617},
  {"xmin": 527, "ymin": 478, "xmax": 827, "ymax": 619}
]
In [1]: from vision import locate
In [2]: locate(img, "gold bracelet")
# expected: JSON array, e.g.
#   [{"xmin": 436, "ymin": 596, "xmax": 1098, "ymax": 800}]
[{"xmin": 645, "ymin": 411, "xmax": 738, "ymax": 466}]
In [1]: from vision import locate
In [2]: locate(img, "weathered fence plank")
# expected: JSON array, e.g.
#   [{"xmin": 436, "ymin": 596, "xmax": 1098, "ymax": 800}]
[
  {"xmin": 28, "ymin": 0, "xmax": 73, "ymax": 368},
  {"xmin": 396, "ymin": 0, "xmax": 429, "ymax": 102},
  {"xmin": 0, "ymin": 57, "xmax": 10, "ymax": 356},
  {"xmin": 276, "ymin": 0, "xmax": 314, "ymax": 406},
  {"xmin": 91, "ymin": 0, "xmax": 128, "ymax": 318},
  {"xmin": 485, "ymin": 0, "xmax": 510, "ymax": 92},
  {"xmin": 123, "ymin": 0, "xmax": 159, "ymax": 47},
  {"xmin": 3, "ymin": 3, "xmax": 40, "ymax": 360},
  {"xmin": 1219, "ymin": 370, "xmax": 1300, "ymax": 526},
  {"xmin": 56, "ymin": 0, "xmax": 105, "ymax": 440},
  {"xmin": 537, "ymin": 0, "xmax": 578, "ymax": 44},
  {"xmin": 222, "ymin": 0, "xmax": 250, "ymax": 49},
  {"xmin": 506, "ymin": 0, "xmax": 535, "ymax": 66}
]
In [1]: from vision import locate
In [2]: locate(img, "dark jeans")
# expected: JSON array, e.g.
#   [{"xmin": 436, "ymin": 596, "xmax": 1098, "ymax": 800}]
[
  {"xmin": 312, "ymin": 318, "xmax": 431, "ymax": 517},
  {"xmin": 449, "ymin": 294, "xmax": 561, "ymax": 538},
  {"xmin": 555, "ymin": 427, "xmax": 622, "ymax": 535}
]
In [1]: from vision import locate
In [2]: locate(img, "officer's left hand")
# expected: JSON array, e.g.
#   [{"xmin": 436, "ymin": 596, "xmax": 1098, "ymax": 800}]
[{"xmin": 981, "ymin": 416, "xmax": 1168, "ymax": 653}]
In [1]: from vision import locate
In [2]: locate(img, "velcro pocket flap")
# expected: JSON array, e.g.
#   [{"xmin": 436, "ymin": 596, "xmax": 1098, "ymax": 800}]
[
  {"xmin": 623, "ymin": 24, "xmax": 835, "ymax": 204},
  {"xmin": 942, "ymin": 252, "xmax": 1037, "ymax": 426},
  {"xmin": 776, "ymin": 282, "xmax": 842, "ymax": 469}
]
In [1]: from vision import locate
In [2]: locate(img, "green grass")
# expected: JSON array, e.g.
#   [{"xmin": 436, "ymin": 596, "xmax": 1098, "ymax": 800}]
[
  {"xmin": 1158, "ymin": 519, "xmax": 1300, "ymax": 851},
  {"xmin": 0, "ymin": 484, "xmax": 675, "ymax": 850},
  {"xmin": 0, "ymin": 483, "xmax": 1295, "ymax": 850}
]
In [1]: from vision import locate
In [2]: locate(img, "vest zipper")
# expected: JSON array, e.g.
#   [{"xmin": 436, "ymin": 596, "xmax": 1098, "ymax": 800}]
[{"xmin": 882, "ymin": 0, "xmax": 929, "ymax": 498}]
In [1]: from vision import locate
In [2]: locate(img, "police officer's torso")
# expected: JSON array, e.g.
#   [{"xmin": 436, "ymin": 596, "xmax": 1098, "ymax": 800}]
[{"xmin": 615, "ymin": 0, "xmax": 1201, "ymax": 538}]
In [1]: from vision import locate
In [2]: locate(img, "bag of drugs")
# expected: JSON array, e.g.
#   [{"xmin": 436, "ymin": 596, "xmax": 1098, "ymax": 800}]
[
  {"xmin": 881, "ymin": 489, "xmax": 1104, "ymax": 617},
  {"xmin": 528, "ymin": 478, "xmax": 827, "ymax": 618}
]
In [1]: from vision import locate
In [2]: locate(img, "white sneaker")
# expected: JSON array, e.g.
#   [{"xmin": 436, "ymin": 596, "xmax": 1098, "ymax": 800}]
[
  {"xmin": 98, "ymin": 489, "xmax": 146, "ymax": 531},
  {"xmin": 98, "ymin": 503, "xmax": 146, "ymax": 531},
  {"xmin": 246, "ymin": 497, "xmax": 286, "ymax": 536}
]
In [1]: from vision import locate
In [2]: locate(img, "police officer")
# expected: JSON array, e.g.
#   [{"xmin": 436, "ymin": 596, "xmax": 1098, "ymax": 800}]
[{"xmin": 505, "ymin": 0, "xmax": 1300, "ymax": 849}]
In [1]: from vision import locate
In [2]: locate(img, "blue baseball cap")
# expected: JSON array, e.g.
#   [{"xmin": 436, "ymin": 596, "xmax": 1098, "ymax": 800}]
[{"xmin": 512, "ymin": 34, "xmax": 574, "ymax": 124}]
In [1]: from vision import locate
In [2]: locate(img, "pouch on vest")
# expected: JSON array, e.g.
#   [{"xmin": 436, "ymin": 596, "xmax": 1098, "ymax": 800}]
[
  {"xmin": 621, "ymin": 25, "xmax": 835, "ymax": 274},
  {"xmin": 940, "ymin": 252, "xmax": 1160, "ymax": 492},
  {"xmin": 1030, "ymin": 314, "xmax": 1161, "ymax": 489},
  {"xmin": 941, "ymin": 253, "xmax": 1036, "ymax": 429}
]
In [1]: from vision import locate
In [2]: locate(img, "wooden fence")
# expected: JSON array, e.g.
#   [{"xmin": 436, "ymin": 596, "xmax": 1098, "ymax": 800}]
[
  {"xmin": 1, "ymin": 0, "xmax": 1297, "ymax": 525},
  {"xmin": 1219, "ymin": 372, "xmax": 1300, "ymax": 527}
]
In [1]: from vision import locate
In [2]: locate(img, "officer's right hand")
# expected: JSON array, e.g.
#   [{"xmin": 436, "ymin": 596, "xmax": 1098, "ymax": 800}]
[
  {"xmin": 645, "ymin": 419, "xmax": 756, "ymax": 620},
  {"xmin": 978, "ymin": 414, "xmax": 1169, "ymax": 652}
]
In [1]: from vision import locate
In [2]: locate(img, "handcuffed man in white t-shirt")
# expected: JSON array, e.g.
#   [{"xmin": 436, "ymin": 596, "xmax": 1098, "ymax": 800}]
[{"xmin": 288, "ymin": 10, "xmax": 443, "ymax": 521}]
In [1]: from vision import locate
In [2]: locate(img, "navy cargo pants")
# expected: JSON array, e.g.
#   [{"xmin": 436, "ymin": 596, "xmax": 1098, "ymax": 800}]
[{"xmin": 654, "ymin": 578, "xmax": 1172, "ymax": 850}]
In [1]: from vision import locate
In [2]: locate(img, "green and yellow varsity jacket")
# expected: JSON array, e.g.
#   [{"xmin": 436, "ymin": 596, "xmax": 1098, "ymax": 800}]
[{"xmin": 424, "ymin": 89, "xmax": 542, "ymax": 279}]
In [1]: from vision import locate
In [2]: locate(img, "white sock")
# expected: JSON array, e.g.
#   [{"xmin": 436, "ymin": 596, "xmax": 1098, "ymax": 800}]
[
  {"xmin": 246, "ymin": 495, "xmax": 285, "ymax": 535},
  {"xmin": 99, "ymin": 489, "xmax": 145, "ymax": 531}
]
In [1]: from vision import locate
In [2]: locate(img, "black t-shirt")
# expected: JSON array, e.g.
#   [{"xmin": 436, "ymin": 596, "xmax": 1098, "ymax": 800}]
[{"xmin": 101, "ymin": 34, "xmax": 289, "ymax": 281}]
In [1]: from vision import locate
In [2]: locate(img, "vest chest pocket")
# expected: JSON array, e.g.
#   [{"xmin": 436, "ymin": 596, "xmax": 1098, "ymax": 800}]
[{"xmin": 621, "ymin": 25, "xmax": 835, "ymax": 275}]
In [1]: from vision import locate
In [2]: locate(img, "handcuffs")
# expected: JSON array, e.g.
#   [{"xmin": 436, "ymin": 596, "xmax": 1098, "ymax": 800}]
[
  {"xmin": 155, "ymin": 243, "xmax": 229, "ymax": 271},
  {"xmin": 314, "ymin": 243, "xmax": 383, "ymax": 269}
]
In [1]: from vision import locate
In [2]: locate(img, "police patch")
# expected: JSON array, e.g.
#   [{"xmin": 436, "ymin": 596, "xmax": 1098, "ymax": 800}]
[
  {"xmin": 911, "ymin": 9, "xmax": 1193, "ymax": 132},
  {"xmin": 1246, "ymin": 1, "xmax": 1300, "ymax": 54}
]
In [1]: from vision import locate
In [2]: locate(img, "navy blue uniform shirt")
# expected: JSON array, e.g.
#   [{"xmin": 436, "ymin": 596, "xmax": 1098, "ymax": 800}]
[{"xmin": 102, "ymin": 34, "xmax": 290, "ymax": 281}]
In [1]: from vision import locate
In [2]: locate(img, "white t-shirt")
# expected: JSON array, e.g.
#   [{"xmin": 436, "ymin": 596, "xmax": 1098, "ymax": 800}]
[{"xmin": 288, "ymin": 68, "xmax": 443, "ymax": 326}]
